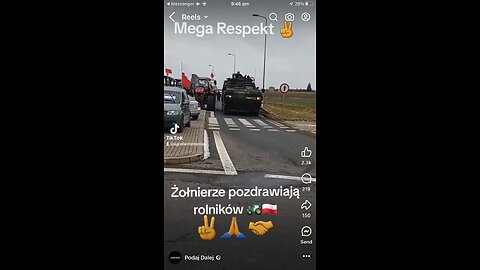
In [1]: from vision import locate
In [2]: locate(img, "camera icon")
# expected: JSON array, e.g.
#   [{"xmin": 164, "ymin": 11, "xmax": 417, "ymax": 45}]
[{"xmin": 285, "ymin": 13, "xmax": 294, "ymax": 22}]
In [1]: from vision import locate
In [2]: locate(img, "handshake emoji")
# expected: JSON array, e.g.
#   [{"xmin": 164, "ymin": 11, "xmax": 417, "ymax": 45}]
[{"xmin": 248, "ymin": 221, "xmax": 274, "ymax": 236}]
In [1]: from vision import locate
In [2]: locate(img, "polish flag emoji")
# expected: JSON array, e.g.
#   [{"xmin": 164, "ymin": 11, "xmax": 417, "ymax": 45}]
[{"xmin": 262, "ymin": 204, "xmax": 277, "ymax": 215}]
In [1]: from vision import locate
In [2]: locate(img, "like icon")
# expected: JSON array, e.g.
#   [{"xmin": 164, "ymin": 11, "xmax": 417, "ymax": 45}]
[{"xmin": 301, "ymin": 147, "xmax": 312, "ymax": 158}]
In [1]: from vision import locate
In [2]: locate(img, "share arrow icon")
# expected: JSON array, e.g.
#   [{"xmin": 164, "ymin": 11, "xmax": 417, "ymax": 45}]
[{"xmin": 301, "ymin": 200, "xmax": 312, "ymax": 210}]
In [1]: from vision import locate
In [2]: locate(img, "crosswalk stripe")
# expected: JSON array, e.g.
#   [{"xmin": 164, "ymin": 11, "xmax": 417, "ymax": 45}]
[
  {"xmin": 238, "ymin": 118, "xmax": 254, "ymax": 127},
  {"xmin": 249, "ymin": 129, "xmax": 261, "ymax": 131},
  {"xmin": 286, "ymin": 130, "xmax": 296, "ymax": 132},
  {"xmin": 229, "ymin": 128, "xmax": 240, "ymax": 131},
  {"xmin": 268, "ymin": 129, "xmax": 279, "ymax": 132},
  {"xmin": 266, "ymin": 119, "xmax": 286, "ymax": 127},
  {"xmin": 224, "ymin": 118, "xmax": 236, "ymax": 125},
  {"xmin": 253, "ymin": 119, "xmax": 268, "ymax": 126}
]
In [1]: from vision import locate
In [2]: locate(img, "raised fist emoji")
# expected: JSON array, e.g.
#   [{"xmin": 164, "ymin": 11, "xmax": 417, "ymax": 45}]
[
  {"xmin": 248, "ymin": 221, "xmax": 274, "ymax": 236},
  {"xmin": 280, "ymin": 20, "xmax": 293, "ymax": 38},
  {"xmin": 301, "ymin": 147, "xmax": 312, "ymax": 158},
  {"xmin": 198, "ymin": 215, "xmax": 216, "ymax": 240}
]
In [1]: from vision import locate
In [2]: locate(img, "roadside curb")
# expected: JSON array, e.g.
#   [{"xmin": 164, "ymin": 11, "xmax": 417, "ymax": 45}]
[
  {"xmin": 164, "ymin": 153, "xmax": 203, "ymax": 165},
  {"xmin": 164, "ymin": 110, "xmax": 206, "ymax": 164}
]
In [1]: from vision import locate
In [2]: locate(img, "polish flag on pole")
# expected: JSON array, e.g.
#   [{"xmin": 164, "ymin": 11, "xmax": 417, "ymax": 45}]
[
  {"xmin": 262, "ymin": 204, "xmax": 277, "ymax": 215},
  {"xmin": 166, "ymin": 68, "xmax": 172, "ymax": 75}
]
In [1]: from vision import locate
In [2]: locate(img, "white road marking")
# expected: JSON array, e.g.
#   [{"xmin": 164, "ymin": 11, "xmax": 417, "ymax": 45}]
[
  {"xmin": 209, "ymin": 127, "xmax": 220, "ymax": 130},
  {"xmin": 165, "ymin": 168, "xmax": 226, "ymax": 175},
  {"xmin": 213, "ymin": 131, "xmax": 237, "ymax": 175},
  {"xmin": 253, "ymin": 119, "xmax": 268, "ymax": 126},
  {"xmin": 224, "ymin": 118, "xmax": 236, "ymax": 125},
  {"xmin": 249, "ymin": 129, "xmax": 261, "ymax": 131},
  {"xmin": 266, "ymin": 119, "xmax": 287, "ymax": 128},
  {"xmin": 229, "ymin": 128, "xmax": 240, "ymax": 131},
  {"xmin": 286, "ymin": 130, "xmax": 296, "ymax": 132},
  {"xmin": 211, "ymin": 111, "xmax": 215, "ymax": 118},
  {"xmin": 203, "ymin": 129, "xmax": 210, "ymax": 160},
  {"xmin": 268, "ymin": 129, "xmax": 279, "ymax": 132},
  {"xmin": 238, "ymin": 118, "xmax": 254, "ymax": 127},
  {"xmin": 264, "ymin": 126, "xmax": 273, "ymax": 129},
  {"xmin": 264, "ymin": 174, "xmax": 317, "ymax": 182},
  {"xmin": 280, "ymin": 127, "xmax": 289, "ymax": 129}
]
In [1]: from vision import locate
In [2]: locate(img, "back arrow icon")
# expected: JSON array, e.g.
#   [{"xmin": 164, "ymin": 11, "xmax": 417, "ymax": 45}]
[{"xmin": 169, "ymin": 12, "xmax": 176, "ymax": 22}]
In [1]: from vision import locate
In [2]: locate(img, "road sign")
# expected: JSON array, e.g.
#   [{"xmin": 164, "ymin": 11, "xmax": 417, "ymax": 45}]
[{"xmin": 279, "ymin": 83, "xmax": 289, "ymax": 94}]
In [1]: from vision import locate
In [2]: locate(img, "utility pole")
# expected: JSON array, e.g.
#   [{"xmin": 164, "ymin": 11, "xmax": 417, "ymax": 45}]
[{"xmin": 252, "ymin": 14, "xmax": 267, "ymax": 92}]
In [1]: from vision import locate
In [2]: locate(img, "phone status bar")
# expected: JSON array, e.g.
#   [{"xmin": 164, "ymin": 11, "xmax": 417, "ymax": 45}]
[{"xmin": 290, "ymin": 1, "xmax": 315, "ymax": 7}]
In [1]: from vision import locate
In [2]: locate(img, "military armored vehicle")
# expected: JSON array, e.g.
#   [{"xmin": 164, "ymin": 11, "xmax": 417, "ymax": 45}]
[{"xmin": 222, "ymin": 72, "xmax": 263, "ymax": 116}]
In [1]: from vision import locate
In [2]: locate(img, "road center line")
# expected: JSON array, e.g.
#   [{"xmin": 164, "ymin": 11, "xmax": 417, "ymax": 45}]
[{"xmin": 213, "ymin": 131, "xmax": 237, "ymax": 175}]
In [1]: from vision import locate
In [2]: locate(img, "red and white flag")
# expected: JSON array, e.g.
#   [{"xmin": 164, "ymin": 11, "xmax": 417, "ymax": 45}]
[
  {"xmin": 262, "ymin": 204, "xmax": 277, "ymax": 215},
  {"xmin": 166, "ymin": 68, "xmax": 172, "ymax": 75}
]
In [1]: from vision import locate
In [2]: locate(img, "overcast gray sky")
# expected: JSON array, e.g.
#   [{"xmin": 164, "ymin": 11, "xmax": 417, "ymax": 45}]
[{"xmin": 164, "ymin": 0, "xmax": 316, "ymax": 89}]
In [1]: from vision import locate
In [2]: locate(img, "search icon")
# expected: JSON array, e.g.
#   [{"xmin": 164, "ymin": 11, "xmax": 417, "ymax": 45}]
[{"xmin": 269, "ymin": 12, "xmax": 278, "ymax": 21}]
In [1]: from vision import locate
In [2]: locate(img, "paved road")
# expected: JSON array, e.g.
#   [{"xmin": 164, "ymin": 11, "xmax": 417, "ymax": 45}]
[{"xmin": 164, "ymin": 100, "xmax": 316, "ymax": 269}]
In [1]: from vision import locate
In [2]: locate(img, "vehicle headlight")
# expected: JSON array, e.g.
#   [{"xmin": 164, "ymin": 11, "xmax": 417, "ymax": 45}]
[
  {"xmin": 226, "ymin": 95, "xmax": 232, "ymax": 98},
  {"xmin": 166, "ymin": 110, "xmax": 179, "ymax": 115}
]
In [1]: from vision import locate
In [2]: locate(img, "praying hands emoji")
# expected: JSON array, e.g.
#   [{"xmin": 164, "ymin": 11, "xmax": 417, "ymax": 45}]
[
  {"xmin": 249, "ymin": 221, "xmax": 274, "ymax": 236},
  {"xmin": 221, "ymin": 216, "xmax": 246, "ymax": 239}
]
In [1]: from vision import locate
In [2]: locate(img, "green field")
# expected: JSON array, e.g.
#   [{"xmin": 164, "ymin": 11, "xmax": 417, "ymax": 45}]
[{"xmin": 263, "ymin": 91, "xmax": 316, "ymax": 122}]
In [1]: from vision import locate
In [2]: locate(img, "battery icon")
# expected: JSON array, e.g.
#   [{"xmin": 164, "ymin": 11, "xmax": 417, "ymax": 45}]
[{"xmin": 305, "ymin": 1, "xmax": 314, "ymax": 6}]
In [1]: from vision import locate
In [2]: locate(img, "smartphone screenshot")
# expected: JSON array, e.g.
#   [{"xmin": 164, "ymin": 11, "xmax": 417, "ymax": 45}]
[{"xmin": 164, "ymin": 1, "xmax": 316, "ymax": 269}]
